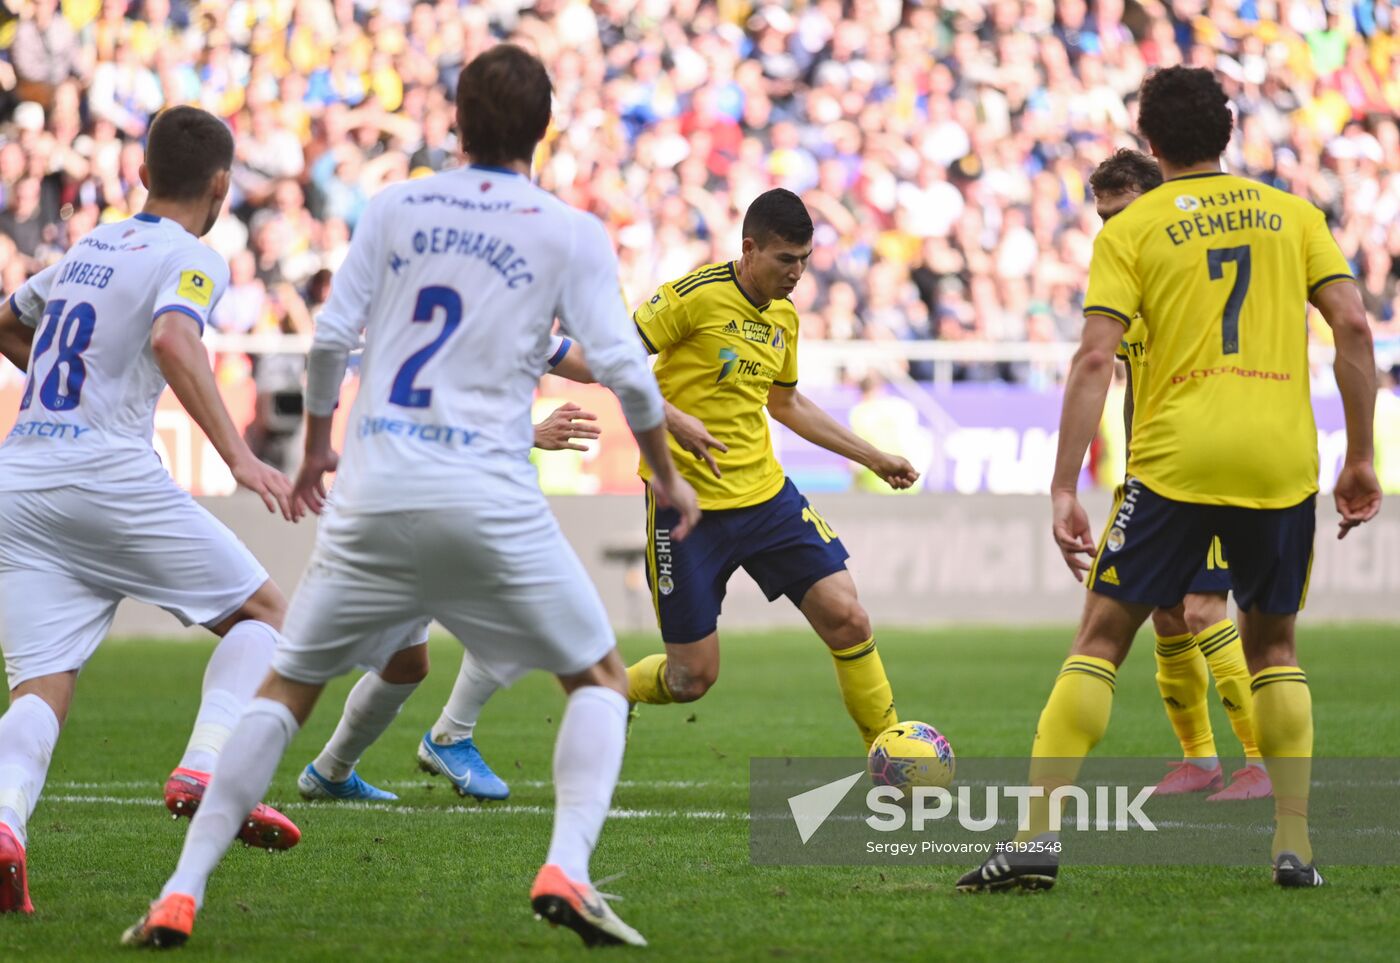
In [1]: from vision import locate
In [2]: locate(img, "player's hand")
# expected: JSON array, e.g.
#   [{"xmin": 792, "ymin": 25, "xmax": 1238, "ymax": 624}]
[
  {"xmin": 650, "ymin": 472, "xmax": 702, "ymax": 541},
  {"xmin": 533, "ymin": 402, "xmax": 601, "ymax": 451},
  {"xmin": 667, "ymin": 407, "xmax": 727, "ymax": 478},
  {"xmin": 869, "ymin": 452, "xmax": 920, "ymax": 490},
  {"xmin": 1051, "ymin": 489, "xmax": 1097, "ymax": 581},
  {"xmin": 1334, "ymin": 459, "xmax": 1381, "ymax": 540},
  {"xmin": 292, "ymin": 448, "xmax": 340, "ymax": 517},
  {"xmin": 232, "ymin": 450, "xmax": 296, "ymax": 521}
]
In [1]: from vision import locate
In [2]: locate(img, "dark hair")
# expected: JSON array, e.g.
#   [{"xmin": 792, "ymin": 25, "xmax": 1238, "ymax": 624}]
[
  {"xmin": 1136, "ymin": 67, "xmax": 1233, "ymax": 168},
  {"xmin": 455, "ymin": 44, "xmax": 552, "ymax": 166},
  {"xmin": 1089, "ymin": 149, "xmax": 1163, "ymax": 197},
  {"xmin": 144, "ymin": 105, "xmax": 234, "ymax": 200},
  {"xmin": 741, "ymin": 188, "xmax": 813, "ymax": 248}
]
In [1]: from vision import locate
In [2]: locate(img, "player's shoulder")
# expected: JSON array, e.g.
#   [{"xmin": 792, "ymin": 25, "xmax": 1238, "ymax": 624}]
[{"xmin": 666, "ymin": 261, "xmax": 734, "ymax": 302}]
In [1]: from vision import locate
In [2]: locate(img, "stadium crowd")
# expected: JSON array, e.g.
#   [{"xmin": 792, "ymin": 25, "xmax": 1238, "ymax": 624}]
[{"xmin": 0, "ymin": 0, "xmax": 1398, "ymax": 383}]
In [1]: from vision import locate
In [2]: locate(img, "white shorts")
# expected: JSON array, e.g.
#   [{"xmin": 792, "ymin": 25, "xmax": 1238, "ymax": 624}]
[
  {"xmin": 0, "ymin": 481, "xmax": 269, "ymax": 688},
  {"xmin": 275, "ymin": 494, "xmax": 615, "ymax": 687}
]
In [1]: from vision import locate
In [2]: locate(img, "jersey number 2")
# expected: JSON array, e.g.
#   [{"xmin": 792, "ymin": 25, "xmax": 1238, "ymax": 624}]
[
  {"xmin": 390, "ymin": 286, "xmax": 462, "ymax": 408},
  {"xmin": 20, "ymin": 299, "xmax": 96, "ymax": 412},
  {"xmin": 1206, "ymin": 245, "xmax": 1251, "ymax": 355}
]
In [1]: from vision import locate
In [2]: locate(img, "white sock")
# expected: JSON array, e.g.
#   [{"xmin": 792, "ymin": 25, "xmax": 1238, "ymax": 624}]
[
  {"xmin": 161, "ymin": 698, "xmax": 299, "ymax": 907},
  {"xmin": 544, "ymin": 686, "xmax": 628, "ymax": 885},
  {"xmin": 430, "ymin": 649, "xmax": 500, "ymax": 745},
  {"xmin": 0, "ymin": 694, "xmax": 62, "ymax": 847},
  {"xmin": 179, "ymin": 620, "xmax": 279, "ymax": 773},
  {"xmin": 1185, "ymin": 757, "xmax": 1220, "ymax": 770},
  {"xmin": 312, "ymin": 673, "xmax": 419, "ymax": 782}
]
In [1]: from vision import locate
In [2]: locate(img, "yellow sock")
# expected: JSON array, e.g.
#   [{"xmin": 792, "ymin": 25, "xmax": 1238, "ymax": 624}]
[
  {"xmin": 1019, "ymin": 655, "xmax": 1117, "ymax": 841},
  {"xmin": 1153, "ymin": 632, "xmax": 1216, "ymax": 759},
  {"xmin": 830, "ymin": 638, "xmax": 897, "ymax": 750},
  {"xmin": 1251, "ymin": 666, "xmax": 1313, "ymax": 863},
  {"xmin": 626, "ymin": 654, "xmax": 674, "ymax": 705},
  {"xmin": 1196, "ymin": 620, "xmax": 1260, "ymax": 759}
]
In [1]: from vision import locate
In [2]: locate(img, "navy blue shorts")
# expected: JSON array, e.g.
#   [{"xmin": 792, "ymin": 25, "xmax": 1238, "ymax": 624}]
[
  {"xmin": 1186, "ymin": 536, "xmax": 1232, "ymax": 596},
  {"xmin": 645, "ymin": 478, "xmax": 850, "ymax": 644},
  {"xmin": 1088, "ymin": 477, "xmax": 1314, "ymax": 614}
]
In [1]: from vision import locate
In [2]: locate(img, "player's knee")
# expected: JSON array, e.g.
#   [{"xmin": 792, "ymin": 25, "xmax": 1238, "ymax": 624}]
[
  {"xmin": 823, "ymin": 599, "xmax": 872, "ymax": 649},
  {"xmin": 1182, "ymin": 594, "xmax": 1227, "ymax": 636},
  {"xmin": 666, "ymin": 660, "xmax": 717, "ymax": 702},
  {"xmin": 1151, "ymin": 605, "xmax": 1189, "ymax": 639},
  {"xmin": 378, "ymin": 644, "xmax": 429, "ymax": 685},
  {"xmin": 223, "ymin": 579, "xmax": 288, "ymax": 633}
]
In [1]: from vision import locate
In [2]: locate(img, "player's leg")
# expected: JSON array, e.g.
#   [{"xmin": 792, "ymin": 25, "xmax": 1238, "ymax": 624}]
[
  {"xmin": 129, "ymin": 670, "xmax": 325, "ymax": 946},
  {"xmin": 418, "ymin": 645, "xmax": 511, "ymax": 800},
  {"xmin": 301, "ymin": 628, "xmax": 429, "ymax": 802},
  {"xmin": 626, "ymin": 483, "xmax": 730, "ymax": 706},
  {"xmin": 419, "ymin": 501, "xmax": 644, "ymax": 946},
  {"xmin": 90, "ymin": 487, "xmax": 305, "ymax": 847},
  {"xmin": 175, "ymin": 581, "xmax": 287, "ymax": 777},
  {"xmin": 1149, "ymin": 603, "xmax": 1222, "ymax": 793},
  {"xmin": 1217, "ymin": 498, "xmax": 1319, "ymax": 885},
  {"xmin": 127, "ymin": 511, "xmax": 424, "ymax": 945},
  {"xmin": 795, "ymin": 571, "xmax": 897, "ymax": 749},
  {"xmin": 958, "ymin": 481, "xmax": 1208, "ymax": 893},
  {"xmin": 0, "ymin": 545, "xmax": 119, "ymax": 914},
  {"xmin": 736, "ymin": 482, "xmax": 892, "ymax": 748},
  {"xmin": 531, "ymin": 647, "xmax": 644, "ymax": 947},
  {"xmin": 0, "ymin": 672, "xmax": 72, "ymax": 915},
  {"xmin": 1183, "ymin": 544, "xmax": 1270, "ymax": 801}
]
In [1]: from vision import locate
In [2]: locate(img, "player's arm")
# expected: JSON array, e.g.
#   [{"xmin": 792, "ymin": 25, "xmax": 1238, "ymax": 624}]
[
  {"xmin": 1050, "ymin": 313, "xmax": 1125, "ymax": 579},
  {"xmin": 547, "ymin": 337, "xmax": 596, "ymax": 383},
  {"xmin": 556, "ymin": 215, "xmax": 699, "ymax": 537},
  {"xmin": 766, "ymin": 385, "xmax": 919, "ymax": 489},
  {"xmin": 1121, "ymin": 362, "xmax": 1134, "ymax": 449},
  {"xmin": 1312, "ymin": 279, "xmax": 1381, "ymax": 538},
  {"xmin": 0, "ymin": 298, "xmax": 36, "ymax": 370},
  {"xmin": 295, "ymin": 197, "xmax": 384, "ymax": 515},
  {"xmin": 151, "ymin": 311, "xmax": 293, "ymax": 520},
  {"xmin": 0, "ymin": 264, "xmax": 61, "ymax": 369}
]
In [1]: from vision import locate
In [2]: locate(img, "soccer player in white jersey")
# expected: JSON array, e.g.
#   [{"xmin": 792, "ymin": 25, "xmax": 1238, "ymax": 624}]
[
  {"xmin": 0, "ymin": 106, "xmax": 305, "ymax": 916},
  {"xmin": 295, "ymin": 336, "xmax": 598, "ymax": 804},
  {"xmin": 125, "ymin": 46, "xmax": 700, "ymax": 950}
]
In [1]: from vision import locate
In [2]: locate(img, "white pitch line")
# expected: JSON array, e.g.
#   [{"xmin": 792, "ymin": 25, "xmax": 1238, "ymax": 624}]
[{"xmin": 44, "ymin": 795, "xmax": 741, "ymax": 821}]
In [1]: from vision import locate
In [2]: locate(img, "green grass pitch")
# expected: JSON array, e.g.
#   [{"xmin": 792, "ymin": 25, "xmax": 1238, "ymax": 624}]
[{"xmin": 4, "ymin": 625, "xmax": 1398, "ymax": 961}]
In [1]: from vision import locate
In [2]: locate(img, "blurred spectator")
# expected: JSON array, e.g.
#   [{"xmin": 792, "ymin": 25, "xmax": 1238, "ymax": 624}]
[
  {"xmin": 10, "ymin": 0, "xmax": 85, "ymax": 108},
  {"xmin": 0, "ymin": 0, "xmax": 1396, "ymax": 394}
]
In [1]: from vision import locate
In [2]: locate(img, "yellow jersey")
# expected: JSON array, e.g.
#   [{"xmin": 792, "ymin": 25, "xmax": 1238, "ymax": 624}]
[
  {"xmin": 1116, "ymin": 314, "xmax": 1148, "ymax": 410},
  {"xmin": 634, "ymin": 261, "xmax": 799, "ymax": 510},
  {"xmin": 1085, "ymin": 172, "xmax": 1353, "ymax": 508}
]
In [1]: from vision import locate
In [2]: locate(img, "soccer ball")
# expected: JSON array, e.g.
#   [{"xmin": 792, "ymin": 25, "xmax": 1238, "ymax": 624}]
[{"xmin": 867, "ymin": 721, "xmax": 955, "ymax": 790}]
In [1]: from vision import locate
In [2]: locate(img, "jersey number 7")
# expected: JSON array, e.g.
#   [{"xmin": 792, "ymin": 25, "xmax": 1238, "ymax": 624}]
[
  {"xmin": 1206, "ymin": 245, "xmax": 1251, "ymax": 355},
  {"xmin": 390, "ymin": 285, "xmax": 463, "ymax": 408}
]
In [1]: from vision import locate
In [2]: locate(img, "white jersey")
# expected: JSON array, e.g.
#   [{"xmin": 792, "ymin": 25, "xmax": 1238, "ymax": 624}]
[
  {"xmin": 0, "ymin": 213, "xmax": 228, "ymax": 491},
  {"xmin": 313, "ymin": 165, "xmax": 662, "ymax": 513}
]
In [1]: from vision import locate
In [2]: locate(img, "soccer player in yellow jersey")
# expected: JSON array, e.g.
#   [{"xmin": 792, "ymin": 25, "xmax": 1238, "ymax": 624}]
[
  {"xmin": 1090, "ymin": 149, "xmax": 1271, "ymax": 803},
  {"xmin": 627, "ymin": 188, "xmax": 920, "ymax": 749},
  {"xmin": 959, "ymin": 68, "xmax": 1380, "ymax": 893}
]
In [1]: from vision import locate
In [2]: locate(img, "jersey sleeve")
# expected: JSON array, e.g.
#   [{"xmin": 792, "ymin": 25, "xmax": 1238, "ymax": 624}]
[
  {"xmin": 631, "ymin": 283, "xmax": 692, "ymax": 354},
  {"xmin": 1083, "ymin": 223, "xmax": 1140, "ymax": 329},
  {"xmin": 152, "ymin": 244, "xmax": 230, "ymax": 332},
  {"xmin": 1303, "ymin": 207, "xmax": 1354, "ymax": 298},
  {"xmin": 546, "ymin": 334, "xmax": 572, "ymax": 368},
  {"xmin": 556, "ymin": 213, "xmax": 664, "ymax": 430},
  {"xmin": 314, "ymin": 193, "xmax": 385, "ymax": 352},
  {"xmin": 774, "ymin": 317, "xmax": 798, "ymax": 387},
  {"xmin": 9, "ymin": 263, "xmax": 61, "ymax": 327}
]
